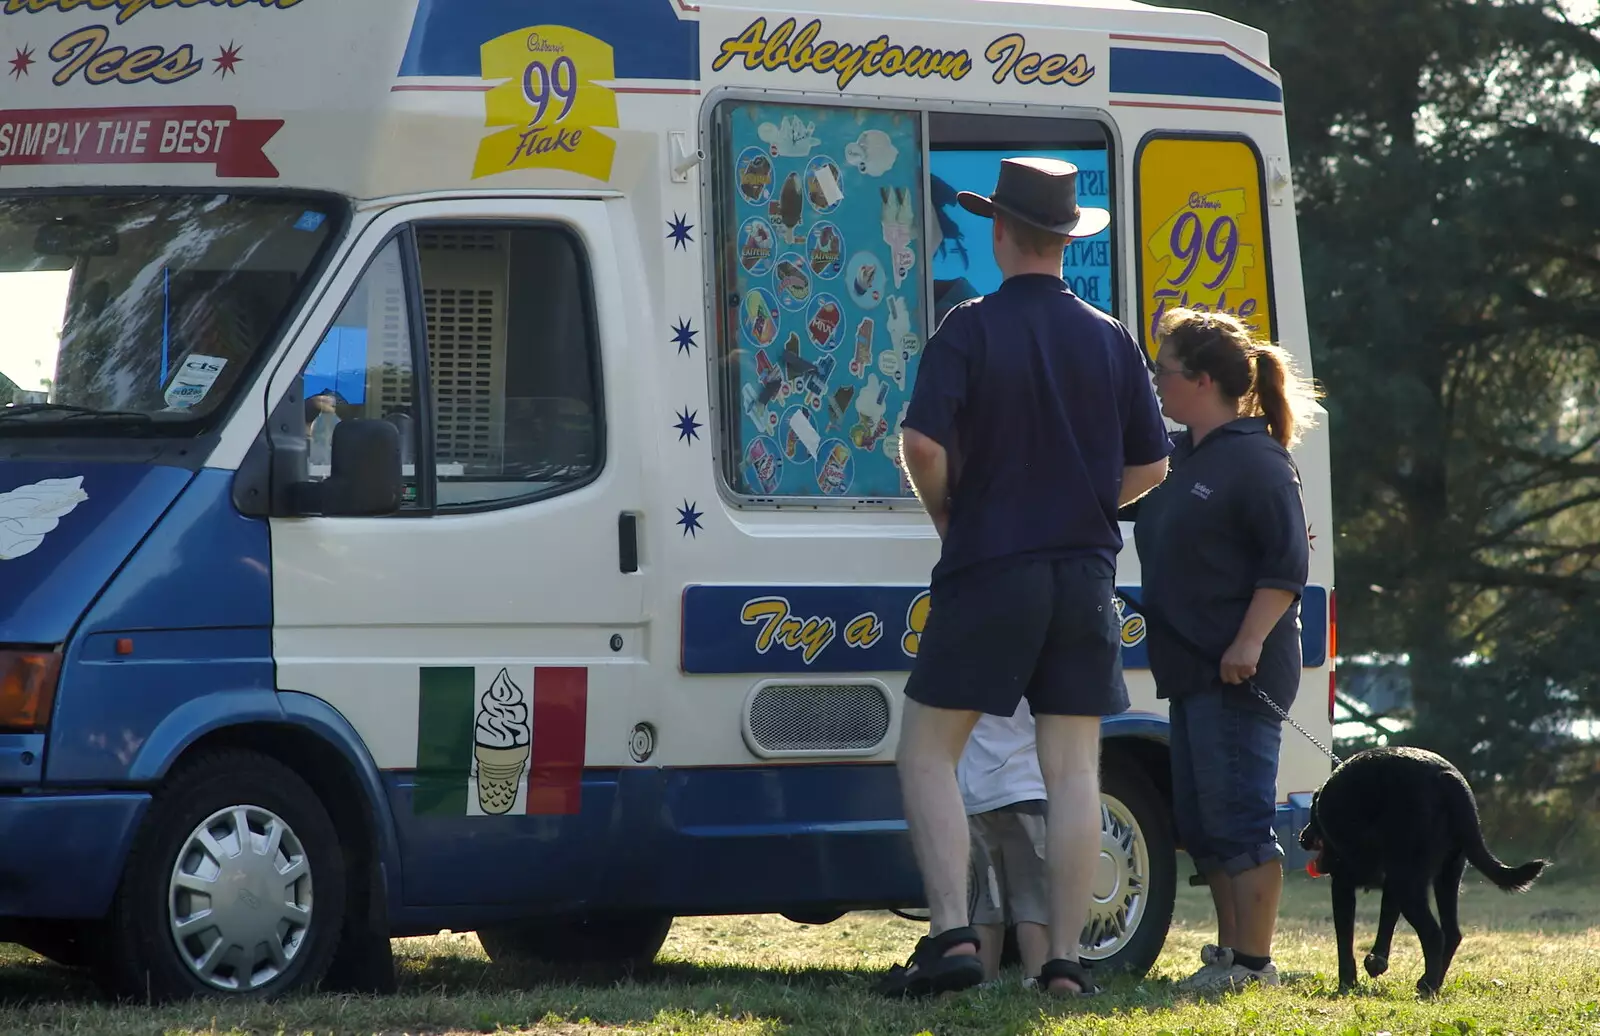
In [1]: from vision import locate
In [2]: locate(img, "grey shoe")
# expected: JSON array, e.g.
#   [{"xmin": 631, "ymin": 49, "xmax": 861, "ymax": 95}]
[
  {"xmin": 1175, "ymin": 945, "xmax": 1233, "ymax": 989},
  {"xmin": 1189, "ymin": 960, "xmax": 1280, "ymax": 994}
]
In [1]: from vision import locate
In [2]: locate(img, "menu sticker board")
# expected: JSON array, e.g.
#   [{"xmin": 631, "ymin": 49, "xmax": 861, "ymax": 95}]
[
  {"xmin": 1135, "ymin": 137, "xmax": 1274, "ymax": 361},
  {"xmin": 722, "ymin": 101, "xmax": 927, "ymax": 500}
]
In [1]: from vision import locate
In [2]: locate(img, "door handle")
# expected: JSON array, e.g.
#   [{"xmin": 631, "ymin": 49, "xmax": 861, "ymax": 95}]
[{"xmin": 618, "ymin": 512, "xmax": 639, "ymax": 573}]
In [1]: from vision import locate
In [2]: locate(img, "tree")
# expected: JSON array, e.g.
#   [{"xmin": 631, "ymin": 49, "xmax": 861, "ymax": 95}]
[{"xmin": 1174, "ymin": 0, "xmax": 1600, "ymax": 791}]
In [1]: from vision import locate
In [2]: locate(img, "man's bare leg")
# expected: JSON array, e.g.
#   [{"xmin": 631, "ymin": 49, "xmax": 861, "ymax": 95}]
[
  {"xmin": 1034, "ymin": 713, "xmax": 1103, "ymax": 993},
  {"xmin": 896, "ymin": 697, "xmax": 982, "ymax": 954},
  {"xmin": 1016, "ymin": 922, "xmax": 1050, "ymax": 980}
]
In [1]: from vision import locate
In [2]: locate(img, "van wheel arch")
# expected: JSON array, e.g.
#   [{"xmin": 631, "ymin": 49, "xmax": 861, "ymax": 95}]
[{"xmin": 116, "ymin": 723, "xmax": 396, "ymax": 997}]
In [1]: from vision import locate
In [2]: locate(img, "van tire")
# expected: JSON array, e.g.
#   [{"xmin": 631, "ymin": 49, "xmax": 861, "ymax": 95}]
[
  {"xmin": 96, "ymin": 749, "xmax": 346, "ymax": 1002},
  {"xmin": 1080, "ymin": 753, "xmax": 1175, "ymax": 979},
  {"xmin": 477, "ymin": 913, "xmax": 673, "ymax": 969}
]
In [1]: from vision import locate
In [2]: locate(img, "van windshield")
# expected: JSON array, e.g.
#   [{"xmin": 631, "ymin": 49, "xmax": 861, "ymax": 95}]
[{"xmin": 0, "ymin": 194, "xmax": 339, "ymax": 434}]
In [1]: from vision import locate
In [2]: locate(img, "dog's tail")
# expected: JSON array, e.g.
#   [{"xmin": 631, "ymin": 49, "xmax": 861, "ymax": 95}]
[{"xmin": 1442, "ymin": 771, "xmax": 1549, "ymax": 892}]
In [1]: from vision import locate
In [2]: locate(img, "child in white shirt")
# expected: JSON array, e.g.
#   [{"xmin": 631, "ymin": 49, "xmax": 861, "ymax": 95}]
[{"xmin": 957, "ymin": 697, "xmax": 1051, "ymax": 984}]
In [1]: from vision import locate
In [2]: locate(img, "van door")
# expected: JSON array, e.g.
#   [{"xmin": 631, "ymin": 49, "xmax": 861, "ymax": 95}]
[{"xmin": 263, "ymin": 199, "xmax": 646, "ymax": 906}]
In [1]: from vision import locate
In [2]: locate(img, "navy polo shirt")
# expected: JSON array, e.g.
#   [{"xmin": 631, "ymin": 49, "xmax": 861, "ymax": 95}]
[
  {"xmin": 902, "ymin": 274, "xmax": 1171, "ymax": 584},
  {"xmin": 1130, "ymin": 417, "xmax": 1310, "ymax": 714}
]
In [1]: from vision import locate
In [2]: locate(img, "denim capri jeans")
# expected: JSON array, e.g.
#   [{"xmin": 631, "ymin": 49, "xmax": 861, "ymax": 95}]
[{"xmin": 1169, "ymin": 688, "xmax": 1285, "ymax": 877}]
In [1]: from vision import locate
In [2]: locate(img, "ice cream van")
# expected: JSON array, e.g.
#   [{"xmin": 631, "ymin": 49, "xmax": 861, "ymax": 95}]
[{"xmin": 0, "ymin": 0, "xmax": 1335, "ymax": 1002}]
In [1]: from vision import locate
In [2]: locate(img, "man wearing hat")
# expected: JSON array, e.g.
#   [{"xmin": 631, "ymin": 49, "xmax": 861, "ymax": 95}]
[{"xmin": 881, "ymin": 157, "xmax": 1172, "ymax": 998}]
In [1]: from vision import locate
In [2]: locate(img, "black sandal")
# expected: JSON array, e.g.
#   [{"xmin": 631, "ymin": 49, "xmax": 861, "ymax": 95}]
[
  {"xmin": 1035, "ymin": 958, "xmax": 1102, "ymax": 997},
  {"xmin": 874, "ymin": 925, "xmax": 985, "ymax": 999}
]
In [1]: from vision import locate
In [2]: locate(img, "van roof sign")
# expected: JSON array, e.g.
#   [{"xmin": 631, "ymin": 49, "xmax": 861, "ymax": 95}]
[{"xmin": 0, "ymin": 0, "xmax": 1280, "ymax": 198}]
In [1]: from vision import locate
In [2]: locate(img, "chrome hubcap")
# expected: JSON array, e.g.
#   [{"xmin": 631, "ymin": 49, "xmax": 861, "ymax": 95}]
[
  {"xmin": 168, "ymin": 805, "xmax": 314, "ymax": 992},
  {"xmin": 1080, "ymin": 793, "xmax": 1149, "ymax": 961}
]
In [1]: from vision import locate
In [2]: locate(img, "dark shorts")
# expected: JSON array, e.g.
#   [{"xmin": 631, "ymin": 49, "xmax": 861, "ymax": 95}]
[
  {"xmin": 903, "ymin": 556, "xmax": 1130, "ymax": 717},
  {"xmin": 1169, "ymin": 688, "xmax": 1285, "ymax": 877}
]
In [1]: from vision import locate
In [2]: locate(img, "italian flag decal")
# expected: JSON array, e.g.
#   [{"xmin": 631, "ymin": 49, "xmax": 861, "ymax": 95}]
[{"xmin": 414, "ymin": 665, "xmax": 588, "ymax": 816}]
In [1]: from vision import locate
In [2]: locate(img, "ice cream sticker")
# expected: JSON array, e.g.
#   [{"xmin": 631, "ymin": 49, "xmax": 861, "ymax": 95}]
[
  {"xmin": 806, "ymin": 293, "xmax": 843, "ymax": 351},
  {"xmin": 738, "ymin": 147, "xmax": 775, "ymax": 204},
  {"xmin": 851, "ymin": 374, "xmax": 890, "ymax": 451},
  {"xmin": 739, "ymin": 217, "xmax": 775, "ymax": 275},
  {"xmin": 758, "ymin": 114, "xmax": 820, "ymax": 157},
  {"xmin": 877, "ymin": 347, "xmax": 904, "ymax": 392},
  {"xmin": 745, "ymin": 435, "xmax": 784, "ymax": 495},
  {"xmin": 770, "ymin": 171, "xmax": 806, "ymax": 244},
  {"xmin": 845, "ymin": 129, "xmax": 898, "ymax": 176},
  {"xmin": 0, "ymin": 476, "xmax": 89, "ymax": 561},
  {"xmin": 806, "ymin": 155, "xmax": 844, "ymax": 213},
  {"xmin": 880, "ymin": 187, "xmax": 918, "ymax": 288},
  {"xmin": 413, "ymin": 665, "xmax": 589, "ymax": 817},
  {"xmin": 886, "ymin": 296, "xmax": 922, "ymax": 356},
  {"xmin": 816, "ymin": 439, "xmax": 855, "ymax": 495},
  {"xmin": 473, "ymin": 669, "xmax": 532, "ymax": 815},
  {"xmin": 850, "ymin": 316, "xmax": 875, "ymax": 377},
  {"xmin": 846, "ymin": 253, "xmax": 885, "ymax": 309},
  {"xmin": 808, "ymin": 222, "xmax": 843, "ymax": 279},
  {"xmin": 741, "ymin": 287, "xmax": 780, "ymax": 347},
  {"xmin": 781, "ymin": 404, "xmax": 821, "ymax": 462}
]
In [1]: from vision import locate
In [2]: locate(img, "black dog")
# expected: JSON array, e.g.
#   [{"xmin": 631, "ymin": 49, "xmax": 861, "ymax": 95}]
[{"xmin": 1298, "ymin": 746, "xmax": 1548, "ymax": 997}]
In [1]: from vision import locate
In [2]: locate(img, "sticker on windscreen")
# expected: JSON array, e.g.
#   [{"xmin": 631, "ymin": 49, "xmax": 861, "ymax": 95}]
[{"xmin": 163, "ymin": 354, "xmax": 227, "ymax": 410}]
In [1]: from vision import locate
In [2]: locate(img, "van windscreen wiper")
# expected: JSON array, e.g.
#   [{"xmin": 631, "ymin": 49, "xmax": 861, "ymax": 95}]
[{"xmin": 0, "ymin": 403, "xmax": 155, "ymax": 424}]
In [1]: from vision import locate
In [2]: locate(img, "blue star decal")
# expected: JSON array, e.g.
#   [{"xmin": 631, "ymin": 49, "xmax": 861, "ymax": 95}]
[
  {"xmin": 671, "ymin": 317, "xmax": 699, "ymax": 355},
  {"xmin": 667, "ymin": 212, "xmax": 694, "ymax": 251},
  {"xmin": 676, "ymin": 499, "xmax": 704, "ymax": 538},
  {"xmin": 675, "ymin": 407, "xmax": 702, "ymax": 443}
]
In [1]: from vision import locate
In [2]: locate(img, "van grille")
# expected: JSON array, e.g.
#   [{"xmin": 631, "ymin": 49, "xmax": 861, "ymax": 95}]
[{"xmin": 746, "ymin": 683, "xmax": 891, "ymax": 754}]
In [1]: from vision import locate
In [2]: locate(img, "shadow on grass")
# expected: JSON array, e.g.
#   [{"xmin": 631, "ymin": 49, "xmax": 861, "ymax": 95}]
[
  {"xmin": 399, "ymin": 952, "xmax": 889, "ymax": 991},
  {"xmin": 0, "ymin": 944, "xmax": 1269, "ymax": 1035},
  {"xmin": 0, "ymin": 956, "xmax": 102, "ymax": 1007}
]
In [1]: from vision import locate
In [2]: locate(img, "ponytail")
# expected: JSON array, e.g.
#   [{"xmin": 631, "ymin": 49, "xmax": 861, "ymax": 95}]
[{"xmin": 1247, "ymin": 343, "xmax": 1320, "ymax": 449}]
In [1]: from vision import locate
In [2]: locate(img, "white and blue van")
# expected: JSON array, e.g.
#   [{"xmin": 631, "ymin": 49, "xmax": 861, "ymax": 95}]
[{"xmin": 0, "ymin": 0, "xmax": 1335, "ymax": 1001}]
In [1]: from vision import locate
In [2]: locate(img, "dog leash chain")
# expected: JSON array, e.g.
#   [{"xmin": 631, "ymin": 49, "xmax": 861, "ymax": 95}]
[
  {"xmin": 1114, "ymin": 590, "xmax": 1343, "ymax": 767},
  {"xmin": 1248, "ymin": 681, "xmax": 1342, "ymax": 767}
]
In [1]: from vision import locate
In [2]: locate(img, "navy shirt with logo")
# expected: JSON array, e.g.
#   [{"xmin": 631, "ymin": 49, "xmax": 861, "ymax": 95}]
[
  {"xmin": 902, "ymin": 274, "xmax": 1171, "ymax": 585},
  {"xmin": 1130, "ymin": 417, "xmax": 1310, "ymax": 714}
]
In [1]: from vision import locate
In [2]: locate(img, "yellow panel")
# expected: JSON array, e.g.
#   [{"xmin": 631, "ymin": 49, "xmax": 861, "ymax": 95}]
[
  {"xmin": 472, "ymin": 25, "xmax": 619, "ymax": 182},
  {"xmin": 1135, "ymin": 136, "xmax": 1273, "ymax": 360}
]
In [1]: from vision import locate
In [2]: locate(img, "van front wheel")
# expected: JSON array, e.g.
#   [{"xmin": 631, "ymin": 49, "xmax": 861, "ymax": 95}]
[
  {"xmin": 98, "ymin": 749, "xmax": 347, "ymax": 1002},
  {"xmin": 477, "ymin": 913, "xmax": 672, "ymax": 969}
]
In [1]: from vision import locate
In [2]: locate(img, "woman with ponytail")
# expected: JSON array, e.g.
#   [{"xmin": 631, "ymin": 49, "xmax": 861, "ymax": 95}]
[{"xmin": 1130, "ymin": 307, "xmax": 1321, "ymax": 994}]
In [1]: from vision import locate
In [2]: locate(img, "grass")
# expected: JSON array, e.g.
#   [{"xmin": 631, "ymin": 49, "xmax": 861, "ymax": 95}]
[{"xmin": 0, "ymin": 863, "xmax": 1595, "ymax": 1035}]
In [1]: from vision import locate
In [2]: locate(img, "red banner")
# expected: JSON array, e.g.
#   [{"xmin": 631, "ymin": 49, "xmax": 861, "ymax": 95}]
[{"xmin": 0, "ymin": 105, "xmax": 283, "ymax": 178}]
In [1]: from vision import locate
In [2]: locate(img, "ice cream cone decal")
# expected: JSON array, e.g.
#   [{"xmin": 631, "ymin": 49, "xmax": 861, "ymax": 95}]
[
  {"xmin": 474, "ymin": 668, "xmax": 531, "ymax": 815},
  {"xmin": 414, "ymin": 665, "xmax": 588, "ymax": 818}
]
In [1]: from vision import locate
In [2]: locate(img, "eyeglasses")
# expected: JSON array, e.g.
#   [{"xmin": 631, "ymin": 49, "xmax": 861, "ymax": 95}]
[{"xmin": 1150, "ymin": 364, "xmax": 1194, "ymax": 381}]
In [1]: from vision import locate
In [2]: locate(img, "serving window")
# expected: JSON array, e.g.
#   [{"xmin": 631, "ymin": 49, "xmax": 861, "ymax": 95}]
[
  {"xmin": 926, "ymin": 112, "xmax": 1115, "ymax": 324},
  {"xmin": 707, "ymin": 99, "xmax": 1117, "ymax": 506}
]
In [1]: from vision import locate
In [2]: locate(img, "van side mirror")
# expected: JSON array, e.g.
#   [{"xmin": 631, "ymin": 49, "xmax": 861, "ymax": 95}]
[{"xmin": 288, "ymin": 418, "xmax": 402, "ymax": 517}]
